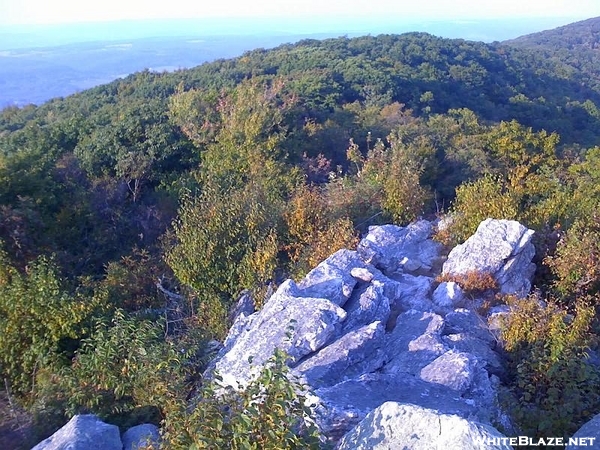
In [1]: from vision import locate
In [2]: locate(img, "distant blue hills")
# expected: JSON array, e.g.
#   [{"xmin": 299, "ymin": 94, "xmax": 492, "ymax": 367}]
[{"xmin": 0, "ymin": 16, "xmax": 587, "ymax": 107}]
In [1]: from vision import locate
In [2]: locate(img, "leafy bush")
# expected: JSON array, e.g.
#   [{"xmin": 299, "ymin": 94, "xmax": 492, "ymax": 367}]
[
  {"xmin": 0, "ymin": 251, "xmax": 93, "ymax": 399},
  {"xmin": 31, "ymin": 310, "xmax": 207, "ymax": 438},
  {"xmin": 162, "ymin": 348, "xmax": 322, "ymax": 450},
  {"xmin": 501, "ymin": 295, "xmax": 600, "ymax": 438},
  {"xmin": 545, "ymin": 218, "xmax": 600, "ymax": 303},
  {"xmin": 435, "ymin": 175, "xmax": 519, "ymax": 246},
  {"xmin": 284, "ymin": 184, "xmax": 359, "ymax": 277},
  {"xmin": 360, "ymin": 132, "xmax": 432, "ymax": 224},
  {"xmin": 165, "ymin": 186, "xmax": 281, "ymax": 338}
]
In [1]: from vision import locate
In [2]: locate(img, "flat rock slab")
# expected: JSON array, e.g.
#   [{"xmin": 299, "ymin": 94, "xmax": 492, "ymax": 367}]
[
  {"xmin": 337, "ymin": 402, "xmax": 512, "ymax": 450},
  {"xmin": 293, "ymin": 321, "xmax": 386, "ymax": 388},
  {"xmin": 214, "ymin": 281, "xmax": 347, "ymax": 386}
]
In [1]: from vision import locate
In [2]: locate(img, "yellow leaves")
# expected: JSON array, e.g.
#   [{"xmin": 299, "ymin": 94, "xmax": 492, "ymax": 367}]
[
  {"xmin": 283, "ymin": 185, "xmax": 358, "ymax": 277},
  {"xmin": 500, "ymin": 294, "xmax": 600, "ymax": 437},
  {"xmin": 284, "ymin": 185, "xmax": 327, "ymax": 252},
  {"xmin": 545, "ymin": 219, "xmax": 600, "ymax": 301},
  {"xmin": 439, "ymin": 175, "xmax": 519, "ymax": 246}
]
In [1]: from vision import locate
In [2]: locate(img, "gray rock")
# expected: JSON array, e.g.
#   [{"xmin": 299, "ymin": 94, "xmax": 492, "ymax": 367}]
[
  {"xmin": 293, "ymin": 321, "xmax": 386, "ymax": 387},
  {"xmin": 443, "ymin": 219, "xmax": 535, "ymax": 297},
  {"xmin": 357, "ymin": 221, "xmax": 443, "ymax": 275},
  {"xmin": 383, "ymin": 310, "xmax": 447, "ymax": 375},
  {"xmin": 228, "ymin": 289, "xmax": 255, "ymax": 323},
  {"xmin": 443, "ymin": 333, "xmax": 504, "ymax": 375},
  {"xmin": 336, "ymin": 402, "xmax": 513, "ymax": 450},
  {"xmin": 204, "ymin": 220, "xmax": 514, "ymax": 448},
  {"xmin": 341, "ymin": 282, "xmax": 390, "ymax": 333},
  {"xmin": 433, "ymin": 281, "xmax": 465, "ymax": 309},
  {"xmin": 213, "ymin": 281, "xmax": 347, "ymax": 386},
  {"xmin": 297, "ymin": 249, "xmax": 368, "ymax": 307},
  {"xmin": 388, "ymin": 274, "xmax": 434, "ymax": 312},
  {"xmin": 445, "ymin": 309, "xmax": 496, "ymax": 344},
  {"xmin": 31, "ymin": 415, "xmax": 122, "ymax": 450},
  {"xmin": 567, "ymin": 413, "xmax": 600, "ymax": 449},
  {"xmin": 122, "ymin": 424, "xmax": 160, "ymax": 449},
  {"xmin": 420, "ymin": 350, "xmax": 481, "ymax": 394},
  {"xmin": 350, "ymin": 267, "xmax": 374, "ymax": 282},
  {"xmin": 315, "ymin": 373, "xmax": 482, "ymax": 440}
]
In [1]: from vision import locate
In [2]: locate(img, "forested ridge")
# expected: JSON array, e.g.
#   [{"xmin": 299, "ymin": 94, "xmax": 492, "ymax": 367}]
[{"xmin": 2, "ymin": 18, "xmax": 600, "ymax": 447}]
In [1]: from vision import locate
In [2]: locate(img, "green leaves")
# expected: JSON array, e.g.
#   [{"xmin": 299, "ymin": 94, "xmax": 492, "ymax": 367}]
[
  {"xmin": 163, "ymin": 348, "xmax": 322, "ymax": 450},
  {"xmin": 501, "ymin": 295, "xmax": 600, "ymax": 438},
  {"xmin": 0, "ymin": 251, "xmax": 93, "ymax": 399}
]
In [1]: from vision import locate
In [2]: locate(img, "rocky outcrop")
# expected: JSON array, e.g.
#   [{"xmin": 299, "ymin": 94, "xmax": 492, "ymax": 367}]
[
  {"xmin": 35, "ymin": 219, "xmax": 531, "ymax": 449},
  {"xmin": 443, "ymin": 219, "xmax": 535, "ymax": 296},
  {"xmin": 210, "ymin": 219, "xmax": 532, "ymax": 445},
  {"xmin": 213, "ymin": 278, "xmax": 348, "ymax": 387},
  {"xmin": 31, "ymin": 415, "xmax": 122, "ymax": 450},
  {"xmin": 337, "ymin": 402, "xmax": 512, "ymax": 450},
  {"xmin": 357, "ymin": 221, "xmax": 444, "ymax": 276}
]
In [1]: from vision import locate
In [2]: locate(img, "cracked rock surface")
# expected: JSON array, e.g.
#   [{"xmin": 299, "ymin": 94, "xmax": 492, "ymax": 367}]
[{"xmin": 208, "ymin": 219, "xmax": 535, "ymax": 447}]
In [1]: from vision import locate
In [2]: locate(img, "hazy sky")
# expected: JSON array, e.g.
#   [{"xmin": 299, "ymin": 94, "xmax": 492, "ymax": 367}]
[{"xmin": 2, "ymin": 0, "xmax": 600, "ymax": 25}]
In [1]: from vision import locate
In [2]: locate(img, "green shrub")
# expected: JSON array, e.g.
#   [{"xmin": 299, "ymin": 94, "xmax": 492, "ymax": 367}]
[
  {"xmin": 545, "ymin": 218, "xmax": 600, "ymax": 303},
  {"xmin": 162, "ymin": 348, "xmax": 322, "ymax": 450},
  {"xmin": 284, "ymin": 184, "xmax": 359, "ymax": 278},
  {"xmin": 30, "ymin": 310, "xmax": 207, "ymax": 437},
  {"xmin": 501, "ymin": 295, "xmax": 600, "ymax": 438},
  {"xmin": 0, "ymin": 251, "xmax": 93, "ymax": 400},
  {"xmin": 435, "ymin": 175, "xmax": 519, "ymax": 246}
]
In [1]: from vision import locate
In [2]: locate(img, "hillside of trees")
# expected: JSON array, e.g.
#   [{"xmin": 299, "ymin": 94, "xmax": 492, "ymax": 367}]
[
  {"xmin": 507, "ymin": 16, "xmax": 600, "ymax": 51},
  {"xmin": 2, "ymin": 19, "xmax": 600, "ymax": 447}
]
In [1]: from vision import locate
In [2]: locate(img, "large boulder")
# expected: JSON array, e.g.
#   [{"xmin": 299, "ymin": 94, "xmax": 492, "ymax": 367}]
[
  {"xmin": 442, "ymin": 333, "xmax": 504, "ymax": 376},
  {"xmin": 336, "ymin": 402, "xmax": 512, "ymax": 450},
  {"xmin": 31, "ymin": 415, "xmax": 122, "ymax": 450},
  {"xmin": 122, "ymin": 423, "xmax": 160, "ymax": 449},
  {"xmin": 443, "ymin": 219, "xmax": 535, "ymax": 296},
  {"xmin": 383, "ymin": 310, "xmax": 447, "ymax": 375},
  {"xmin": 296, "ymin": 249, "xmax": 368, "ymax": 306},
  {"xmin": 314, "ymin": 373, "xmax": 483, "ymax": 440},
  {"xmin": 341, "ymin": 281, "xmax": 390, "ymax": 333},
  {"xmin": 293, "ymin": 321, "xmax": 386, "ymax": 387},
  {"xmin": 432, "ymin": 281, "xmax": 465, "ymax": 310},
  {"xmin": 357, "ymin": 221, "xmax": 443, "ymax": 275},
  {"xmin": 213, "ymin": 279, "xmax": 347, "ymax": 386},
  {"xmin": 387, "ymin": 274, "xmax": 435, "ymax": 312},
  {"xmin": 420, "ymin": 350, "xmax": 483, "ymax": 394}
]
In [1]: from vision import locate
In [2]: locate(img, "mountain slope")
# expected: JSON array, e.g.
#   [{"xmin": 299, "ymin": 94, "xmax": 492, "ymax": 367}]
[
  {"xmin": 4, "ymin": 30, "xmax": 600, "ymax": 148},
  {"xmin": 505, "ymin": 16, "xmax": 600, "ymax": 51}
]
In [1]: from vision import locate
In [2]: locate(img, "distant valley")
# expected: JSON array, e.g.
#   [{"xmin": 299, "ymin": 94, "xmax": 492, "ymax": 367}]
[
  {"xmin": 0, "ymin": 33, "xmax": 336, "ymax": 107},
  {"xmin": 0, "ymin": 16, "xmax": 585, "ymax": 107}
]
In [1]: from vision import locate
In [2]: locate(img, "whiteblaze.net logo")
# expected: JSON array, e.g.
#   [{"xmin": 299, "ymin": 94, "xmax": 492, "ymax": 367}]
[{"xmin": 472, "ymin": 436, "xmax": 597, "ymax": 447}]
